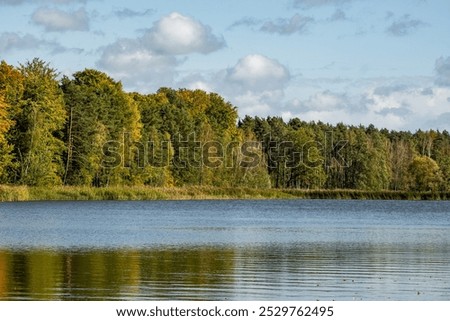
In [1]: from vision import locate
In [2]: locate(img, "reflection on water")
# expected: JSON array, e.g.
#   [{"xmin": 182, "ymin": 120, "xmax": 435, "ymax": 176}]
[
  {"xmin": 0, "ymin": 200, "xmax": 449, "ymax": 300},
  {"xmin": 1, "ymin": 244, "xmax": 449, "ymax": 300},
  {"xmin": 0, "ymin": 247, "xmax": 236, "ymax": 300}
]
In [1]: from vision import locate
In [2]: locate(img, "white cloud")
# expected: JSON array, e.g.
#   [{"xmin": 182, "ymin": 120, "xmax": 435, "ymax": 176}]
[
  {"xmin": 176, "ymin": 54, "xmax": 291, "ymax": 116},
  {"xmin": 427, "ymin": 112, "xmax": 450, "ymax": 130},
  {"xmin": 233, "ymin": 91, "xmax": 275, "ymax": 116},
  {"xmin": 177, "ymin": 74, "xmax": 214, "ymax": 92},
  {"xmin": 97, "ymin": 39, "xmax": 177, "ymax": 92},
  {"xmin": 32, "ymin": 7, "xmax": 89, "ymax": 32},
  {"xmin": 141, "ymin": 12, "xmax": 225, "ymax": 55},
  {"xmin": 281, "ymin": 82, "xmax": 450, "ymax": 131},
  {"xmin": 290, "ymin": 91, "xmax": 350, "ymax": 112},
  {"xmin": 365, "ymin": 86, "xmax": 450, "ymax": 130},
  {"xmin": 0, "ymin": 31, "xmax": 72, "ymax": 53},
  {"xmin": 0, "ymin": 32, "xmax": 41, "ymax": 51},
  {"xmin": 226, "ymin": 54, "xmax": 290, "ymax": 91},
  {"xmin": 283, "ymin": 101, "xmax": 407, "ymax": 130},
  {"xmin": 222, "ymin": 54, "xmax": 290, "ymax": 115},
  {"xmin": 230, "ymin": 89, "xmax": 286, "ymax": 117},
  {"xmin": 97, "ymin": 12, "xmax": 224, "ymax": 91}
]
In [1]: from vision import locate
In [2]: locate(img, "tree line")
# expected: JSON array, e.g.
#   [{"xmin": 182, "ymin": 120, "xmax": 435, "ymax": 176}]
[{"xmin": 0, "ymin": 58, "xmax": 448, "ymax": 192}]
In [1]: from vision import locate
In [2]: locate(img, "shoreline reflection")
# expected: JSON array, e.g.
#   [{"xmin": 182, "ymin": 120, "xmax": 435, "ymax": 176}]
[{"xmin": 1, "ymin": 243, "xmax": 449, "ymax": 300}]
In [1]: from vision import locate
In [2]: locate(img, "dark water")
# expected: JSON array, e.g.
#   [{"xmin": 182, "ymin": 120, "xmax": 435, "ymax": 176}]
[{"xmin": 0, "ymin": 200, "xmax": 449, "ymax": 300}]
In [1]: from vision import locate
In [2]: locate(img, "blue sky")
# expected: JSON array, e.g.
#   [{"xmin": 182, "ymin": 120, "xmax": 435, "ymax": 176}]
[{"xmin": 1, "ymin": 0, "xmax": 450, "ymax": 131}]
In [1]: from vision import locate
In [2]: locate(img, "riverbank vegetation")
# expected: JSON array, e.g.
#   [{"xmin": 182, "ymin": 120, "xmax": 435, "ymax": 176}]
[
  {"xmin": 0, "ymin": 58, "xmax": 449, "ymax": 201},
  {"xmin": 1, "ymin": 185, "xmax": 449, "ymax": 202}
]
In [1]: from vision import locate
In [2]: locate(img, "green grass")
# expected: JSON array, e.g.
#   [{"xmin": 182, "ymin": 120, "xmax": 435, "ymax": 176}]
[{"xmin": 1, "ymin": 185, "xmax": 449, "ymax": 202}]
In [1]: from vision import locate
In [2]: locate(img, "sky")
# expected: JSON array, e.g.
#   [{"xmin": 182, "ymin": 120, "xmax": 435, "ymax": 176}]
[{"xmin": 1, "ymin": 0, "xmax": 450, "ymax": 131}]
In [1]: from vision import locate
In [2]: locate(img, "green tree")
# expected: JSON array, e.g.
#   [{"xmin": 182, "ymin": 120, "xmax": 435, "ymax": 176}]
[
  {"xmin": 344, "ymin": 127, "xmax": 391, "ymax": 190},
  {"xmin": 130, "ymin": 92, "xmax": 174, "ymax": 186},
  {"xmin": 11, "ymin": 59, "xmax": 66, "ymax": 185},
  {"xmin": 364, "ymin": 130, "xmax": 391, "ymax": 190},
  {"xmin": 409, "ymin": 155, "xmax": 443, "ymax": 191},
  {"xmin": 389, "ymin": 134, "xmax": 415, "ymax": 190},
  {"xmin": 235, "ymin": 126, "xmax": 271, "ymax": 188},
  {"xmin": 61, "ymin": 69, "xmax": 141, "ymax": 186},
  {"xmin": 432, "ymin": 130, "xmax": 450, "ymax": 191},
  {"xmin": 289, "ymin": 126, "xmax": 326, "ymax": 189}
]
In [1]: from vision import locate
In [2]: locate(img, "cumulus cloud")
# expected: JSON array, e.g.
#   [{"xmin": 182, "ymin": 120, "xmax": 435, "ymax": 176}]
[
  {"xmin": 386, "ymin": 14, "xmax": 427, "ymax": 36},
  {"xmin": 32, "ymin": 7, "xmax": 89, "ymax": 32},
  {"xmin": 141, "ymin": 12, "xmax": 225, "ymax": 55},
  {"xmin": 0, "ymin": 31, "xmax": 71, "ymax": 53},
  {"xmin": 427, "ymin": 112, "xmax": 450, "ymax": 130},
  {"xmin": 0, "ymin": 32, "xmax": 42, "ymax": 51},
  {"xmin": 177, "ymin": 74, "xmax": 214, "ymax": 92},
  {"xmin": 283, "ymin": 94, "xmax": 406, "ymax": 130},
  {"xmin": 233, "ymin": 90, "xmax": 284, "ymax": 116},
  {"xmin": 114, "ymin": 8, "xmax": 154, "ymax": 19},
  {"xmin": 97, "ymin": 12, "xmax": 224, "ymax": 91},
  {"xmin": 97, "ymin": 39, "xmax": 177, "ymax": 92},
  {"xmin": 178, "ymin": 60, "xmax": 450, "ymax": 130},
  {"xmin": 282, "ymin": 82, "xmax": 450, "ymax": 131},
  {"xmin": 260, "ymin": 14, "xmax": 314, "ymax": 35},
  {"xmin": 435, "ymin": 56, "xmax": 450, "ymax": 87},
  {"xmin": 365, "ymin": 86, "xmax": 450, "ymax": 130},
  {"xmin": 289, "ymin": 90, "xmax": 352, "ymax": 112},
  {"xmin": 211, "ymin": 55, "xmax": 290, "ymax": 115},
  {"xmin": 293, "ymin": 0, "xmax": 354, "ymax": 9},
  {"xmin": 421, "ymin": 88, "xmax": 433, "ymax": 96},
  {"xmin": 226, "ymin": 54, "xmax": 290, "ymax": 91},
  {"xmin": 178, "ymin": 54, "xmax": 291, "ymax": 116},
  {"xmin": 373, "ymin": 84, "xmax": 410, "ymax": 96}
]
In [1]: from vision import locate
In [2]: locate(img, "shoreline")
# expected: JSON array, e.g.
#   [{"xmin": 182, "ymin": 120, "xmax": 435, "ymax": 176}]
[{"xmin": 1, "ymin": 185, "xmax": 449, "ymax": 202}]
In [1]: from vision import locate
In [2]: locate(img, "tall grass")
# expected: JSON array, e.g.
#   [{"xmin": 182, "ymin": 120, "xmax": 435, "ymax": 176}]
[
  {"xmin": 0, "ymin": 184, "xmax": 449, "ymax": 202},
  {"xmin": 0, "ymin": 185, "xmax": 29, "ymax": 201}
]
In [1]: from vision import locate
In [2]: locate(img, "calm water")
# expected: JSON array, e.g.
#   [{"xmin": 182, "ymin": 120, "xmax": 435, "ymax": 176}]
[{"xmin": 0, "ymin": 200, "xmax": 449, "ymax": 300}]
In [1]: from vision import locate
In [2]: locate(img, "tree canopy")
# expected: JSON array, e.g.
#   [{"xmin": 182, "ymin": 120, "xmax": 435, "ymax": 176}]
[{"xmin": 0, "ymin": 58, "xmax": 449, "ymax": 192}]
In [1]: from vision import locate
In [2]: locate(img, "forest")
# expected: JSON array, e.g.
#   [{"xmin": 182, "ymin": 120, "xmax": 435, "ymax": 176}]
[{"xmin": 0, "ymin": 58, "xmax": 449, "ymax": 194}]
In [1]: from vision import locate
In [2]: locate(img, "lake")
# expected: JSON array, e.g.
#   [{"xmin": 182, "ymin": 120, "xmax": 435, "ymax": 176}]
[{"xmin": 0, "ymin": 200, "xmax": 449, "ymax": 300}]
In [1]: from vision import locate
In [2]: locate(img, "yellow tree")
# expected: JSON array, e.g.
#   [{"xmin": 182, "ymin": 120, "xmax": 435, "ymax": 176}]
[
  {"xmin": 0, "ymin": 61, "xmax": 24, "ymax": 183},
  {"xmin": 409, "ymin": 155, "xmax": 443, "ymax": 191},
  {"xmin": 0, "ymin": 96, "xmax": 14, "ymax": 181}
]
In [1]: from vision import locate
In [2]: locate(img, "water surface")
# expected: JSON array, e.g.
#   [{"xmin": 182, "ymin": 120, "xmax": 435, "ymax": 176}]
[{"xmin": 0, "ymin": 200, "xmax": 449, "ymax": 300}]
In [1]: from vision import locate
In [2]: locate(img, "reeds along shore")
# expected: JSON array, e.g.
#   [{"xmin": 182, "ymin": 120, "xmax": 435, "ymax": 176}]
[{"xmin": 0, "ymin": 185, "xmax": 449, "ymax": 202}]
